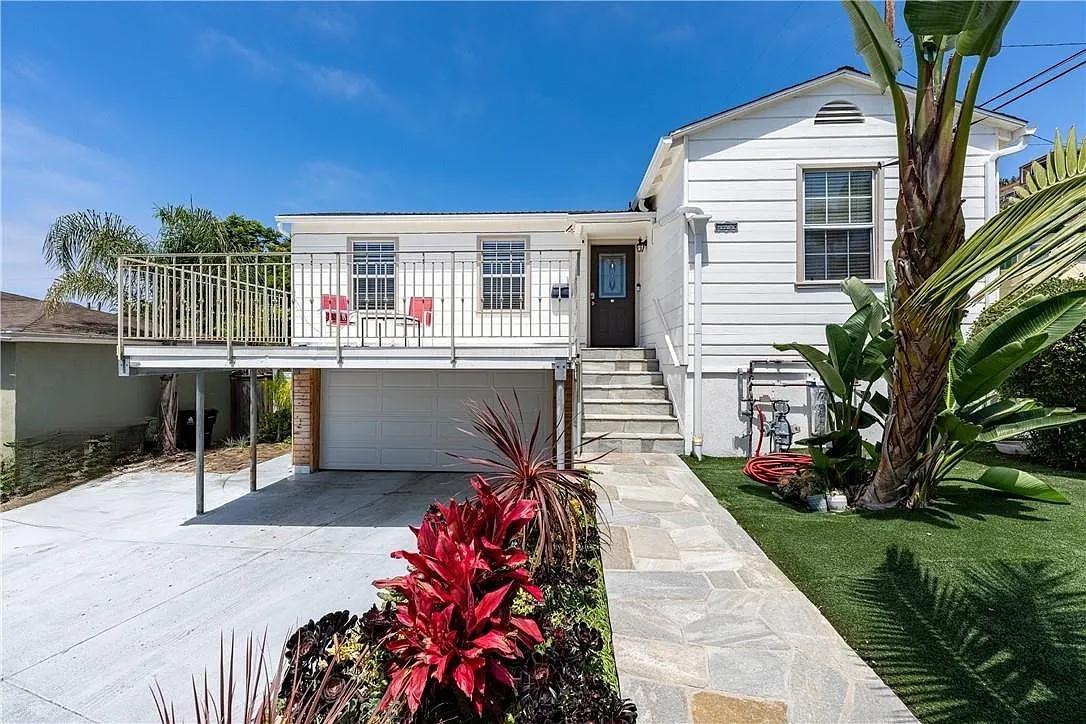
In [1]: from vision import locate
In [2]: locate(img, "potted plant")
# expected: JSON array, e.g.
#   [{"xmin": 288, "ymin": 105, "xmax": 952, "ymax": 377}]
[{"xmin": 826, "ymin": 489, "xmax": 849, "ymax": 512}]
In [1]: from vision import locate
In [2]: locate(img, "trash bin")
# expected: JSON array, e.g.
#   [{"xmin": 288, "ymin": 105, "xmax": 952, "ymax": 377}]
[{"xmin": 177, "ymin": 409, "xmax": 218, "ymax": 451}]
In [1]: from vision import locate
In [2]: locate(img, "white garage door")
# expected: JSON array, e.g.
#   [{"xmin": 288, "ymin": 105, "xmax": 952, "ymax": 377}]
[{"xmin": 320, "ymin": 370, "xmax": 552, "ymax": 470}]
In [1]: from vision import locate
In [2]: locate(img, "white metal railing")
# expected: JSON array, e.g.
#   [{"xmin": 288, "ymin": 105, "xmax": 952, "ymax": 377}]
[
  {"xmin": 652, "ymin": 296, "xmax": 683, "ymax": 367},
  {"xmin": 117, "ymin": 250, "xmax": 580, "ymax": 359}
]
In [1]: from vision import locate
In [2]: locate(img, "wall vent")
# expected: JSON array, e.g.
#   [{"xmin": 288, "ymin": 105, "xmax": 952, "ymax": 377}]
[{"xmin": 814, "ymin": 100, "xmax": 864, "ymax": 125}]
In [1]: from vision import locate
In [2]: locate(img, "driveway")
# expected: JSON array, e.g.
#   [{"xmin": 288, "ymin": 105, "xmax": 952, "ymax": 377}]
[{"xmin": 1, "ymin": 456, "xmax": 469, "ymax": 723}]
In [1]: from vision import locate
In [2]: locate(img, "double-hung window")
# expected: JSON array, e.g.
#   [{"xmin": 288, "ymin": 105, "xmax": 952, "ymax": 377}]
[
  {"xmin": 352, "ymin": 240, "xmax": 396, "ymax": 311},
  {"xmin": 480, "ymin": 239, "xmax": 527, "ymax": 311},
  {"xmin": 801, "ymin": 169, "xmax": 876, "ymax": 281}
]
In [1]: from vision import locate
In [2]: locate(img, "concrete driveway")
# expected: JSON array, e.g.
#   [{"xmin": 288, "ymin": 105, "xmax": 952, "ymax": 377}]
[{"xmin": 1, "ymin": 456, "xmax": 469, "ymax": 723}]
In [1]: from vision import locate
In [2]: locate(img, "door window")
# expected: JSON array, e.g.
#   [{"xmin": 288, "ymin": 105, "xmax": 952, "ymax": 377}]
[{"xmin": 598, "ymin": 253, "xmax": 627, "ymax": 298}]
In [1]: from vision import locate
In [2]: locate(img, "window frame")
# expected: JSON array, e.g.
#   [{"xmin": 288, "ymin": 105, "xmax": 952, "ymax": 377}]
[
  {"xmin": 477, "ymin": 236, "xmax": 529, "ymax": 313},
  {"xmin": 795, "ymin": 162, "xmax": 884, "ymax": 285},
  {"xmin": 349, "ymin": 238, "xmax": 398, "ymax": 312}
]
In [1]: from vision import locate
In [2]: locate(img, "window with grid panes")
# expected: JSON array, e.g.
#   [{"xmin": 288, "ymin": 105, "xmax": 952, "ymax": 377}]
[
  {"xmin": 802, "ymin": 169, "xmax": 876, "ymax": 281},
  {"xmin": 352, "ymin": 241, "xmax": 396, "ymax": 311},
  {"xmin": 480, "ymin": 239, "xmax": 526, "ymax": 310}
]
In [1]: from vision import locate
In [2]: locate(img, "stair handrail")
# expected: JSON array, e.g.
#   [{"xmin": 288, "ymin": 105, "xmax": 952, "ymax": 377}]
[{"xmin": 652, "ymin": 296, "xmax": 682, "ymax": 368}]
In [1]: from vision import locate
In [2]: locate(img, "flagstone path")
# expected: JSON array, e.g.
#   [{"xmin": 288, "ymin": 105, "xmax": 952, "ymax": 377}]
[{"xmin": 593, "ymin": 453, "xmax": 916, "ymax": 724}]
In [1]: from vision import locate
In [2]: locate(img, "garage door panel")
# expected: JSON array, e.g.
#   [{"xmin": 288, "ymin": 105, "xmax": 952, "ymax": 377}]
[
  {"xmin": 494, "ymin": 371, "xmax": 546, "ymax": 387},
  {"xmin": 381, "ymin": 448, "xmax": 438, "ymax": 468},
  {"xmin": 437, "ymin": 370, "xmax": 490, "ymax": 387},
  {"xmin": 381, "ymin": 420, "xmax": 434, "ymax": 442},
  {"xmin": 384, "ymin": 371, "xmax": 435, "ymax": 387},
  {"xmin": 320, "ymin": 370, "xmax": 551, "ymax": 471},
  {"xmin": 323, "ymin": 389, "xmax": 379, "ymax": 412},
  {"xmin": 324, "ymin": 445, "xmax": 381, "ymax": 468},
  {"xmin": 380, "ymin": 387, "xmax": 438, "ymax": 413}
]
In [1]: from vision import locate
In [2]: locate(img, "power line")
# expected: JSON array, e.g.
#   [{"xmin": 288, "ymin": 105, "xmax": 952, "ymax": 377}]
[
  {"xmin": 976, "ymin": 48, "xmax": 1086, "ymax": 107},
  {"xmin": 1003, "ymin": 41, "xmax": 1086, "ymax": 48},
  {"xmin": 975, "ymin": 59, "xmax": 1086, "ymax": 119}
]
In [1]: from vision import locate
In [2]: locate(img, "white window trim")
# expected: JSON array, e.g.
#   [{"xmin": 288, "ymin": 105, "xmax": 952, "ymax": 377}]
[
  {"xmin": 795, "ymin": 162, "xmax": 884, "ymax": 286},
  {"xmin": 348, "ymin": 237, "xmax": 398, "ymax": 312},
  {"xmin": 477, "ymin": 235, "xmax": 530, "ymax": 313}
]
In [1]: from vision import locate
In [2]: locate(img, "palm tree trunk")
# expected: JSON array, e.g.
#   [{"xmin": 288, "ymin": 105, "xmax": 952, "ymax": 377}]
[
  {"xmin": 858, "ymin": 188, "xmax": 965, "ymax": 508},
  {"xmin": 158, "ymin": 374, "xmax": 179, "ymax": 454},
  {"xmin": 861, "ymin": 313, "xmax": 954, "ymax": 508}
]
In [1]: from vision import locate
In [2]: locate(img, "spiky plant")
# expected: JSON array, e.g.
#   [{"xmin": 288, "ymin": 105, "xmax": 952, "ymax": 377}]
[
  {"xmin": 150, "ymin": 631, "xmax": 362, "ymax": 724},
  {"xmin": 453, "ymin": 395, "xmax": 605, "ymax": 568}
]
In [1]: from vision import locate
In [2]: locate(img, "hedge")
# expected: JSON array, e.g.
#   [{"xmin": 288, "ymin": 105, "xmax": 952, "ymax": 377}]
[{"xmin": 972, "ymin": 275, "xmax": 1086, "ymax": 471}]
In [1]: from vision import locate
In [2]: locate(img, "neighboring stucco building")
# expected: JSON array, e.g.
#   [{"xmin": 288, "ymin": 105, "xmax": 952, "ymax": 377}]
[{"xmin": 1, "ymin": 293, "xmax": 231, "ymax": 482}]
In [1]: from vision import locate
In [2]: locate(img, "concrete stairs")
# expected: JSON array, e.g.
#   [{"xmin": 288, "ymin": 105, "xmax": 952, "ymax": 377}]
[{"xmin": 579, "ymin": 348, "xmax": 685, "ymax": 454}]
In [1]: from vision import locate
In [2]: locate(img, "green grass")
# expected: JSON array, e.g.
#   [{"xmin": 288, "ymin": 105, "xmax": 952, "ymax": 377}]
[{"xmin": 685, "ymin": 451, "xmax": 1086, "ymax": 724}]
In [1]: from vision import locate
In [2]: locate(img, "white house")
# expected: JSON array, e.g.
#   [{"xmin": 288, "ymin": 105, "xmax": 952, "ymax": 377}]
[{"xmin": 115, "ymin": 67, "xmax": 1031, "ymax": 481}]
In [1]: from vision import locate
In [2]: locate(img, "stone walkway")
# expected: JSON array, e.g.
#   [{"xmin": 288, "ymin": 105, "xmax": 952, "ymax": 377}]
[{"xmin": 593, "ymin": 453, "xmax": 916, "ymax": 724}]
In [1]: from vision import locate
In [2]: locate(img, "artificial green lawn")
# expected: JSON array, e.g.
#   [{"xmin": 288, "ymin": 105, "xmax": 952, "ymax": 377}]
[{"xmin": 685, "ymin": 451, "xmax": 1086, "ymax": 724}]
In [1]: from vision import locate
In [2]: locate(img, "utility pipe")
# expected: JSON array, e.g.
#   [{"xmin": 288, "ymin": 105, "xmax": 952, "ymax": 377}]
[
  {"xmin": 981, "ymin": 127, "xmax": 1035, "ymax": 305},
  {"xmin": 679, "ymin": 206, "xmax": 711, "ymax": 460}
]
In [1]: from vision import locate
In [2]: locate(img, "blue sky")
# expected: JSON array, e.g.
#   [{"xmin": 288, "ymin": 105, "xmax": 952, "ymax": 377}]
[{"xmin": 3, "ymin": 1, "xmax": 1084, "ymax": 297}]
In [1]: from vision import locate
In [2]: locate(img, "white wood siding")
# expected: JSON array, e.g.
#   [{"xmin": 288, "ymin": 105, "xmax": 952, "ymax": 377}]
[
  {"xmin": 639, "ymin": 153, "xmax": 688, "ymax": 432},
  {"xmin": 685, "ymin": 77, "xmax": 1002, "ymax": 372}
]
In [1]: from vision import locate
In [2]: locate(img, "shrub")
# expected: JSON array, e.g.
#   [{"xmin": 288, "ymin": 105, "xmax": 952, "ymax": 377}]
[
  {"xmin": 973, "ymin": 276, "xmax": 1086, "ymax": 470},
  {"xmin": 513, "ymin": 622, "xmax": 637, "ymax": 724},
  {"xmin": 375, "ymin": 476, "xmax": 543, "ymax": 717},
  {"xmin": 279, "ymin": 606, "xmax": 395, "ymax": 722},
  {"xmin": 258, "ymin": 407, "xmax": 292, "ymax": 443},
  {"xmin": 455, "ymin": 396, "xmax": 603, "ymax": 568}
]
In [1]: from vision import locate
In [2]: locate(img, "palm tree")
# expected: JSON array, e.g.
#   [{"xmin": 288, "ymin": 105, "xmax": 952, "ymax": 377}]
[
  {"xmin": 42, "ymin": 204, "xmax": 235, "ymax": 453},
  {"xmin": 841, "ymin": 1, "xmax": 1086, "ymax": 507}
]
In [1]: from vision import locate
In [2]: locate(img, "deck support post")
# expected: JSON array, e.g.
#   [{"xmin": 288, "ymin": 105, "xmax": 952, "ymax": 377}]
[
  {"xmin": 554, "ymin": 360, "xmax": 567, "ymax": 468},
  {"xmin": 249, "ymin": 368, "xmax": 258, "ymax": 492},
  {"xmin": 195, "ymin": 371, "xmax": 206, "ymax": 515}
]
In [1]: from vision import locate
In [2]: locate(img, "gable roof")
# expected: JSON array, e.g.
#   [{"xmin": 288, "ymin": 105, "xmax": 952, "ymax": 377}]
[
  {"xmin": 669, "ymin": 66, "xmax": 1026, "ymax": 137},
  {"xmin": 1, "ymin": 292, "xmax": 116, "ymax": 342},
  {"xmin": 636, "ymin": 66, "xmax": 1031, "ymax": 203}
]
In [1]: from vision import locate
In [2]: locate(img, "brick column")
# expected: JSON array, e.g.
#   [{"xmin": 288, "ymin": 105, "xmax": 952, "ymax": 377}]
[{"xmin": 292, "ymin": 369, "xmax": 321, "ymax": 474}]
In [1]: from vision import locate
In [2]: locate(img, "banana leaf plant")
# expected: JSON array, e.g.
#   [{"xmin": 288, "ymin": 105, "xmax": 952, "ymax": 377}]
[
  {"xmin": 908, "ymin": 290, "xmax": 1086, "ymax": 506},
  {"xmin": 841, "ymin": 0, "xmax": 1086, "ymax": 508},
  {"xmin": 775, "ymin": 277, "xmax": 894, "ymax": 493}
]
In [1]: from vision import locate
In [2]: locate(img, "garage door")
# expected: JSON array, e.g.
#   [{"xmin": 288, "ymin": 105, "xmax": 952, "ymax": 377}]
[{"xmin": 320, "ymin": 370, "xmax": 552, "ymax": 470}]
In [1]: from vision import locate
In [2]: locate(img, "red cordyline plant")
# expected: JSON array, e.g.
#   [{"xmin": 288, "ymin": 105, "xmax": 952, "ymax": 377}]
[
  {"xmin": 375, "ymin": 476, "xmax": 544, "ymax": 717},
  {"xmin": 453, "ymin": 395, "xmax": 605, "ymax": 567}
]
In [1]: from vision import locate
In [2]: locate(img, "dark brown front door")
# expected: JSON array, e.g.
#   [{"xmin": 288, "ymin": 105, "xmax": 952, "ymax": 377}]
[{"xmin": 590, "ymin": 245, "xmax": 635, "ymax": 347}]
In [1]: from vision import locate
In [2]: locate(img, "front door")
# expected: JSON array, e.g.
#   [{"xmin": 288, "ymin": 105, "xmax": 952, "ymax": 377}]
[{"xmin": 590, "ymin": 245, "xmax": 635, "ymax": 347}]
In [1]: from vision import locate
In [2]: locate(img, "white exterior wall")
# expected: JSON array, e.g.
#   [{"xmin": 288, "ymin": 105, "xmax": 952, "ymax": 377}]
[
  {"xmin": 287, "ymin": 217, "xmax": 582, "ymax": 349},
  {"xmin": 639, "ymin": 157, "xmax": 688, "ymax": 437},
  {"xmin": 680, "ymin": 77, "xmax": 1005, "ymax": 455}
]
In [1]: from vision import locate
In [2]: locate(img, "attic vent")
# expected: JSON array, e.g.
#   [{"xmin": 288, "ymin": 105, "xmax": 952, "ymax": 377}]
[{"xmin": 814, "ymin": 100, "xmax": 864, "ymax": 125}]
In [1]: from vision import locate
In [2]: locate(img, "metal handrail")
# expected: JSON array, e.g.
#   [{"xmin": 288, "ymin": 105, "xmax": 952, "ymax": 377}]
[
  {"xmin": 117, "ymin": 249, "xmax": 579, "ymax": 353},
  {"xmin": 652, "ymin": 296, "xmax": 683, "ymax": 368}
]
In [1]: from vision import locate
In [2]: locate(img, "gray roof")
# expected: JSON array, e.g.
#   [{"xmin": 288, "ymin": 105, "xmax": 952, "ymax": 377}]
[{"xmin": 1, "ymin": 292, "xmax": 116, "ymax": 340}]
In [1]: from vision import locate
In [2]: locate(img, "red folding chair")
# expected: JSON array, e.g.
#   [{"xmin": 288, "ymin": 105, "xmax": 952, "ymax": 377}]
[
  {"xmin": 321, "ymin": 294, "xmax": 353, "ymax": 325},
  {"xmin": 408, "ymin": 296, "xmax": 433, "ymax": 327}
]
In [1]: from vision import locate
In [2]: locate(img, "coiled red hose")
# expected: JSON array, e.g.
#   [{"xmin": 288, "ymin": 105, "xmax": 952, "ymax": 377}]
[
  {"xmin": 743, "ymin": 407, "xmax": 811, "ymax": 486},
  {"xmin": 744, "ymin": 453, "xmax": 811, "ymax": 485}
]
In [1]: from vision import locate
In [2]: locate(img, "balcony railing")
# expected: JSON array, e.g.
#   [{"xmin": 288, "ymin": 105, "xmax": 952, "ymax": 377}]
[{"xmin": 117, "ymin": 250, "xmax": 580, "ymax": 360}]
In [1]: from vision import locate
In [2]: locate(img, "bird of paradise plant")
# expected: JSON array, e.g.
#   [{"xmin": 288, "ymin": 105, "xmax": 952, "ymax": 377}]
[{"xmin": 841, "ymin": 0, "xmax": 1086, "ymax": 507}]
